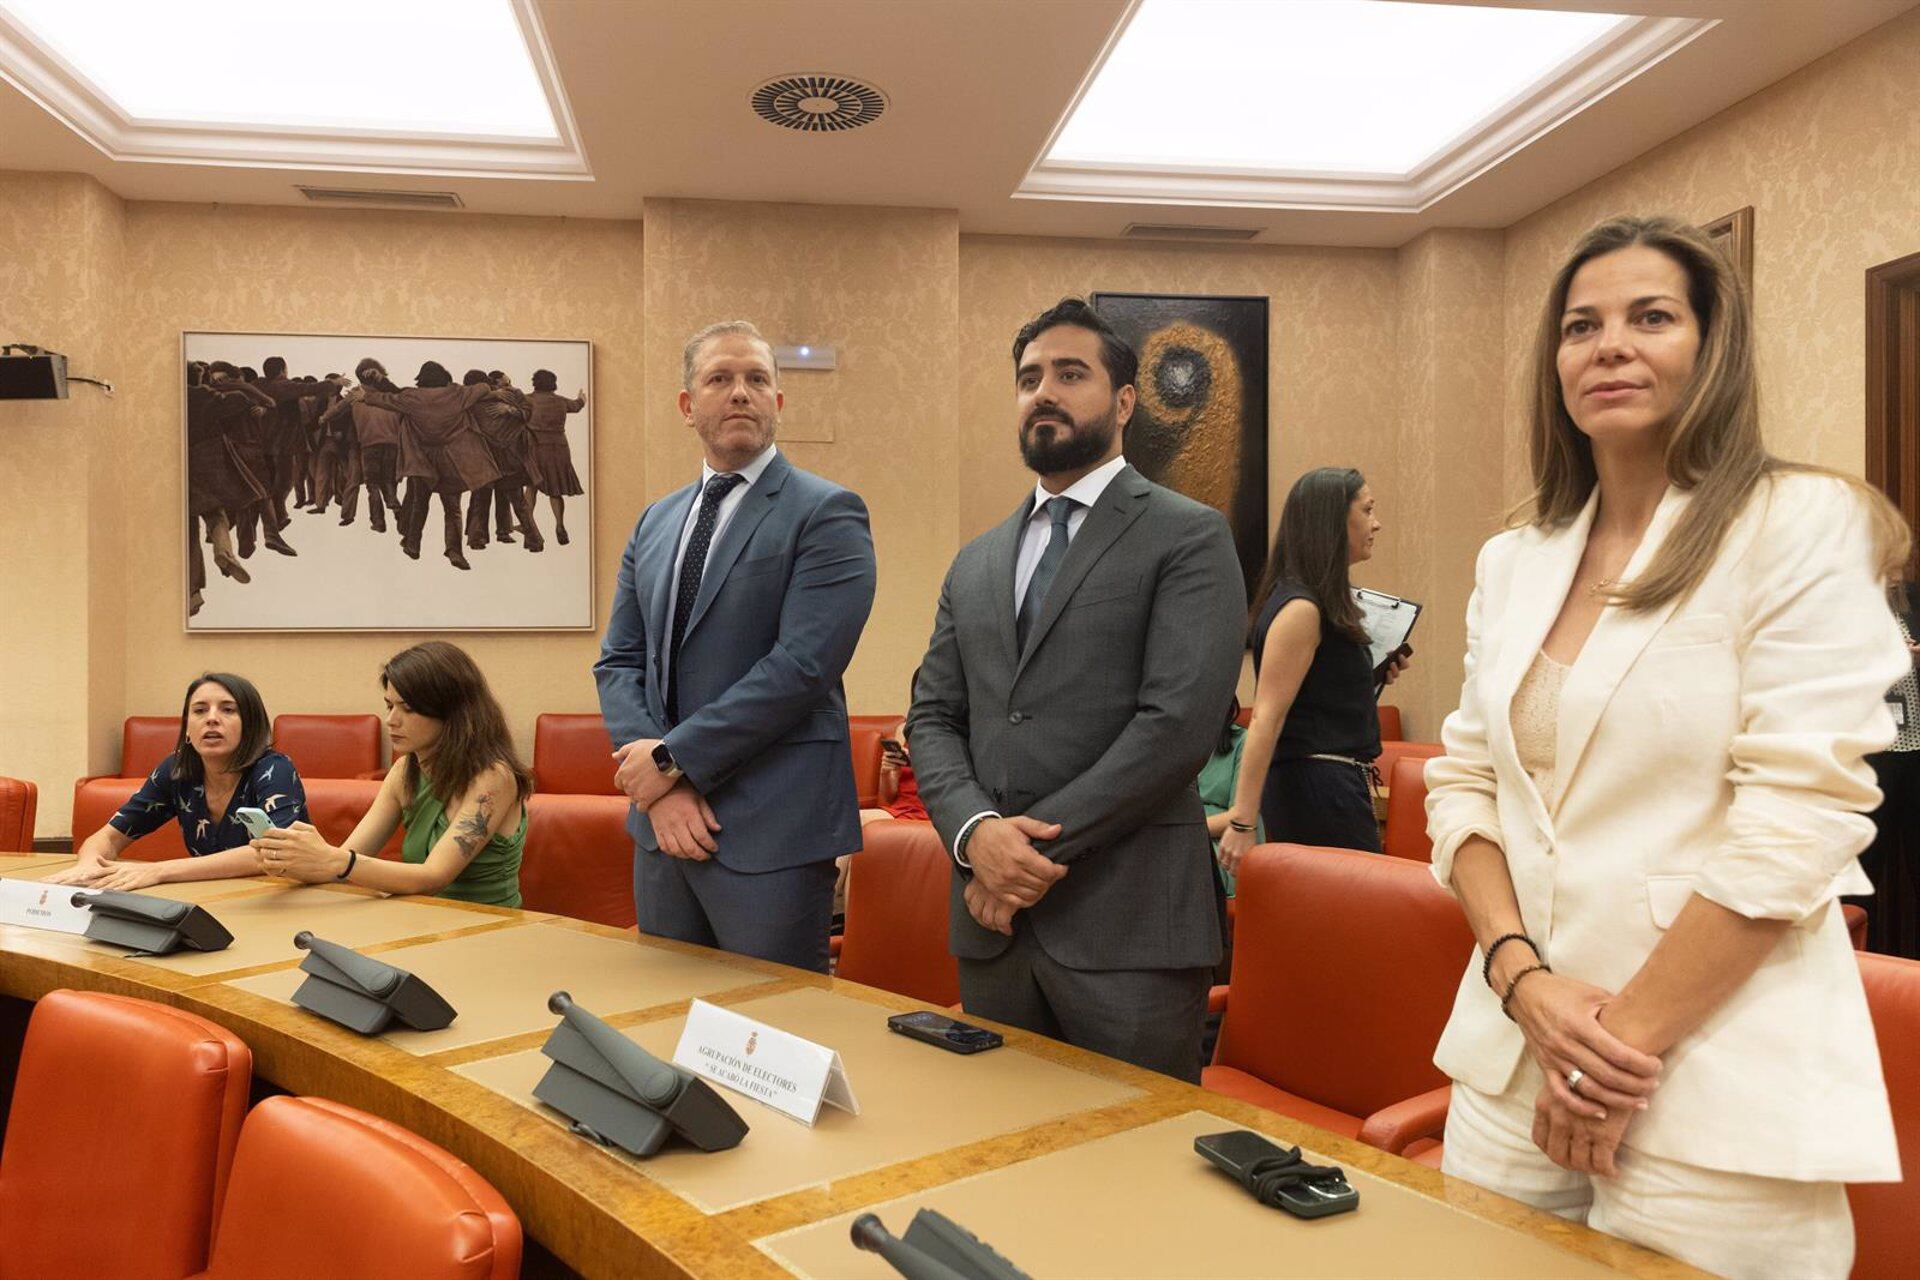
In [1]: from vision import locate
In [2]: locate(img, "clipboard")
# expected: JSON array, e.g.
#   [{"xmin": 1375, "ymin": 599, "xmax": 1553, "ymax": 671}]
[{"xmin": 1354, "ymin": 588, "xmax": 1420, "ymax": 697}]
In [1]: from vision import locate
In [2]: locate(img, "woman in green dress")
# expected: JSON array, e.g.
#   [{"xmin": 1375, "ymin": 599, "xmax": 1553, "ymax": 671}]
[{"xmin": 255, "ymin": 641, "xmax": 531, "ymax": 907}]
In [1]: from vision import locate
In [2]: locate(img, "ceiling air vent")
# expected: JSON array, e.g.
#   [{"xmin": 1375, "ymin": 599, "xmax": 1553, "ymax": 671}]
[
  {"xmin": 296, "ymin": 186, "xmax": 464, "ymax": 210},
  {"xmin": 1123, "ymin": 223, "xmax": 1262, "ymax": 242},
  {"xmin": 751, "ymin": 75, "xmax": 887, "ymax": 133}
]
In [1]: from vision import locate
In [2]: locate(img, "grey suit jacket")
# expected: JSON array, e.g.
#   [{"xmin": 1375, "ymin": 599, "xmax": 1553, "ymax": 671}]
[
  {"xmin": 907, "ymin": 464, "xmax": 1247, "ymax": 971},
  {"xmin": 593, "ymin": 451, "xmax": 877, "ymax": 872}
]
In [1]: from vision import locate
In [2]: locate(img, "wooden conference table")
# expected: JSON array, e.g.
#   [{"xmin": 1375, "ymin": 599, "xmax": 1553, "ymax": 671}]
[{"xmin": 0, "ymin": 854, "xmax": 1698, "ymax": 1280}]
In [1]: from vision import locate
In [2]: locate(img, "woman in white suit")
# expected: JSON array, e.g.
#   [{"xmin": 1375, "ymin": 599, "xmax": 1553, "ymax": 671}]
[{"xmin": 1427, "ymin": 214, "xmax": 1909, "ymax": 1279}]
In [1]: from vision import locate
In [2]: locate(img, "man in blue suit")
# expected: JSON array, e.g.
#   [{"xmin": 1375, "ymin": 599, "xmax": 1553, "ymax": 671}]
[{"xmin": 594, "ymin": 321, "xmax": 876, "ymax": 972}]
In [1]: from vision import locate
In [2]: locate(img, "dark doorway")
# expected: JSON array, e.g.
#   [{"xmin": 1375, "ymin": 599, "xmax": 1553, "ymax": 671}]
[{"xmin": 1867, "ymin": 250, "xmax": 1920, "ymax": 532}]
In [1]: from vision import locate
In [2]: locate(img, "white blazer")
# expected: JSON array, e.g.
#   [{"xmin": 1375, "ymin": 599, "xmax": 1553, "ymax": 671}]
[{"xmin": 1426, "ymin": 472, "xmax": 1906, "ymax": 1182}]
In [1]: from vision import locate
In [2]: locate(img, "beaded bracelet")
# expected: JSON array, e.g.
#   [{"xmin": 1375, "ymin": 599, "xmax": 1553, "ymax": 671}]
[
  {"xmin": 1481, "ymin": 932, "xmax": 1540, "ymax": 990},
  {"xmin": 1499, "ymin": 962, "xmax": 1551, "ymax": 1020}
]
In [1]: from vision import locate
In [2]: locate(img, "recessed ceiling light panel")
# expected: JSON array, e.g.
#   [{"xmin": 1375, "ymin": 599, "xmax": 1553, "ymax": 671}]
[
  {"xmin": 1023, "ymin": 0, "xmax": 1713, "ymax": 213},
  {"xmin": 751, "ymin": 75, "xmax": 887, "ymax": 133},
  {"xmin": 0, "ymin": 0, "xmax": 588, "ymax": 177}
]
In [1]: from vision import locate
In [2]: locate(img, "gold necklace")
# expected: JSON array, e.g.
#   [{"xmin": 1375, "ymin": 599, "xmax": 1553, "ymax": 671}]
[{"xmin": 1588, "ymin": 576, "xmax": 1618, "ymax": 599}]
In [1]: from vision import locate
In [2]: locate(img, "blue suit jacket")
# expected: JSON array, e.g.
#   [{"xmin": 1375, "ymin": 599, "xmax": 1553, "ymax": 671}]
[{"xmin": 593, "ymin": 451, "xmax": 876, "ymax": 871}]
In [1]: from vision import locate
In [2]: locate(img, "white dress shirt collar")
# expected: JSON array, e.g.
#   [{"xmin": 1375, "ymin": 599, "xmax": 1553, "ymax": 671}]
[
  {"xmin": 1028, "ymin": 451, "xmax": 1128, "ymax": 521},
  {"xmin": 701, "ymin": 441, "xmax": 778, "ymax": 490}
]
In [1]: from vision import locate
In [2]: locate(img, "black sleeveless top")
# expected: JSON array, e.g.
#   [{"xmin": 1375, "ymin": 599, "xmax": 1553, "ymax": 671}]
[{"xmin": 1251, "ymin": 581, "xmax": 1382, "ymax": 762}]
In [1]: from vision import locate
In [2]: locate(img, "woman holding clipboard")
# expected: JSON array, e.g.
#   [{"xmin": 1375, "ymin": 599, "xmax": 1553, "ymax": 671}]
[{"xmin": 1218, "ymin": 467, "xmax": 1410, "ymax": 873}]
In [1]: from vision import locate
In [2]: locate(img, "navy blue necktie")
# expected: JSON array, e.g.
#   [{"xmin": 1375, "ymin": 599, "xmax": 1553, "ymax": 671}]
[
  {"xmin": 667, "ymin": 472, "xmax": 745, "ymax": 721},
  {"xmin": 1017, "ymin": 496, "xmax": 1077, "ymax": 651}
]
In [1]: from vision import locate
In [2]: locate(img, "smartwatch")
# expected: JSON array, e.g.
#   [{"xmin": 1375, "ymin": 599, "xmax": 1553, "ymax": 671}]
[{"xmin": 651, "ymin": 742, "xmax": 682, "ymax": 780}]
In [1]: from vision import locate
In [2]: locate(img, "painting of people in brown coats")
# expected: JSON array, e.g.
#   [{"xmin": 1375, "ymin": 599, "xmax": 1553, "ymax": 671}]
[{"xmin": 182, "ymin": 333, "xmax": 592, "ymax": 630}]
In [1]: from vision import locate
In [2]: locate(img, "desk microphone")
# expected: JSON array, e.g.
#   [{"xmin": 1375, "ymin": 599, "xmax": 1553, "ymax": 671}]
[{"xmin": 850, "ymin": 1210, "xmax": 1030, "ymax": 1280}]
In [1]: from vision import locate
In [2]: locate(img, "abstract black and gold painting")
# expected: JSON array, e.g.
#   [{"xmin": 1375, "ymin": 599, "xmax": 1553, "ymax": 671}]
[{"xmin": 1092, "ymin": 292, "xmax": 1269, "ymax": 599}]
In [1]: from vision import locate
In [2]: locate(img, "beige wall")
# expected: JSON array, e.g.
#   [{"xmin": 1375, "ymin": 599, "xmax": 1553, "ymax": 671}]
[{"xmin": 0, "ymin": 171, "xmax": 125, "ymax": 834}]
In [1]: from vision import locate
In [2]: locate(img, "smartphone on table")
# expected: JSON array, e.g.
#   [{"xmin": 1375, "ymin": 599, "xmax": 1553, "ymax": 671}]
[{"xmin": 886, "ymin": 1010, "xmax": 1004, "ymax": 1054}]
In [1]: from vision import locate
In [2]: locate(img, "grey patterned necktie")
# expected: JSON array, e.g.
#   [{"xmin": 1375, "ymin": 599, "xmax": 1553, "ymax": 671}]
[
  {"xmin": 1017, "ymin": 496, "xmax": 1077, "ymax": 651},
  {"xmin": 668, "ymin": 471, "xmax": 746, "ymax": 721}
]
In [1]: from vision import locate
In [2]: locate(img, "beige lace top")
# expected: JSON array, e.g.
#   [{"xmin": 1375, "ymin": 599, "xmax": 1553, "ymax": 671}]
[{"xmin": 1511, "ymin": 651, "xmax": 1569, "ymax": 806}]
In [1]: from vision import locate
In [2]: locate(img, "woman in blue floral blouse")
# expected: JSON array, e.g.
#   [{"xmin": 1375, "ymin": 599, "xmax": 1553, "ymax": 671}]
[{"xmin": 50, "ymin": 672, "xmax": 308, "ymax": 891}]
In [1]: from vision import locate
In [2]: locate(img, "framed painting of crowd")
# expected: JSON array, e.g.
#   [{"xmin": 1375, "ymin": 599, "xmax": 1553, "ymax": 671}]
[
  {"xmin": 181, "ymin": 331, "xmax": 593, "ymax": 631},
  {"xmin": 1091, "ymin": 292, "xmax": 1270, "ymax": 600}
]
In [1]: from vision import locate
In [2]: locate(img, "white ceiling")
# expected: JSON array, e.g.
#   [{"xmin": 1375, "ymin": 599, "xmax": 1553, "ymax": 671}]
[{"xmin": 0, "ymin": 0, "xmax": 1911, "ymax": 248}]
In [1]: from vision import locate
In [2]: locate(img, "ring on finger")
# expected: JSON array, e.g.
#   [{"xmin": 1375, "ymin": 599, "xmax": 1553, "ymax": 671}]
[{"xmin": 1566, "ymin": 1068, "xmax": 1586, "ymax": 1096}]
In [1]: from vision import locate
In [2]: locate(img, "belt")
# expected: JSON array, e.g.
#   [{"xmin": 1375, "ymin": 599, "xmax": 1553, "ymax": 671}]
[{"xmin": 1305, "ymin": 753, "xmax": 1382, "ymax": 791}]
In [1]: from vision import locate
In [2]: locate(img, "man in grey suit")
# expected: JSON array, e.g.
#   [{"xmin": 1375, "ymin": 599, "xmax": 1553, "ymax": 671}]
[
  {"xmin": 595, "ymin": 321, "xmax": 876, "ymax": 972},
  {"xmin": 907, "ymin": 298, "xmax": 1246, "ymax": 1080}
]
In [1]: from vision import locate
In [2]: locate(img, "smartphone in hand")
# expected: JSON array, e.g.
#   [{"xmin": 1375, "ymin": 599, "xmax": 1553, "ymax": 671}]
[{"xmin": 234, "ymin": 807, "xmax": 272, "ymax": 840}]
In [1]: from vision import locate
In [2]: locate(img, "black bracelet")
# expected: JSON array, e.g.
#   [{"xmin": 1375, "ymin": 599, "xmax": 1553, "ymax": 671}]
[
  {"xmin": 336, "ymin": 848, "xmax": 358, "ymax": 881},
  {"xmin": 1499, "ymin": 962, "xmax": 1551, "ymax": 1020},
  {"xmin": 1481, "ymin": 932, "xmax": 1540, "ymax": 989},
  {"xmin": 1228, "ymin": 819, "xmax": 1256, "ymax": 833}
]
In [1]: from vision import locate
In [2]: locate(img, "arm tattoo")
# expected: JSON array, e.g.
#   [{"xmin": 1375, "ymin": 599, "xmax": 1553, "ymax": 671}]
[{"xmin": 450, "ymin": 795, "xmax": 495, "ymax": 864}]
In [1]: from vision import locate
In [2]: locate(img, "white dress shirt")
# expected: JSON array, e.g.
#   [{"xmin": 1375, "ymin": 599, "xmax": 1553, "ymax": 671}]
[
  {"xmin": 1013, "ymin": 452, "xmax": 1129, "ymax": 611},
  {"xmin": 956, "ymin": 452, "xmax": 1130, "ymax": 865},
  {"xmin": 667, "ymin": 442, "xmax": 779, "ymax": 630}
]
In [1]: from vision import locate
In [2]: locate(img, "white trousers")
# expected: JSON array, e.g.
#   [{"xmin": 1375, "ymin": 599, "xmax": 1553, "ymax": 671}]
[{"xmin": 1442, "ymin": 1060, "xmax": 1854, "ymax": 1280}]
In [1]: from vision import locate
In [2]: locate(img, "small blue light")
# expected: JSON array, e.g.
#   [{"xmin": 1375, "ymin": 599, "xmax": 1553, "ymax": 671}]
[{"xmin": 798, "ymin": 345, "xmax": 811, "ymax": 357}]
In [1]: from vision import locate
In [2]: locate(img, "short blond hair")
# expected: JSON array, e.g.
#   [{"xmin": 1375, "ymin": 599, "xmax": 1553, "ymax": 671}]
[{"xmin": 681, "ymin": 320, "xmax": 776, "ymax": 390}]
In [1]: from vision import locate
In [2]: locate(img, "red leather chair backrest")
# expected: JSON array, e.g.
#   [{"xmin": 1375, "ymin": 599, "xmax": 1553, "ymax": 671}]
[
  {"xmin": 305, "ymin": 778, "xmax": 404, "ymax": 860},
  {"xmin": 122, "ymin": 716, "xmax": 180, "ymax": 779},
  {"xmin": 532, "ymin": 714, "xmax": 620, "ymax": 796},
  {"xmin": 0, "ymin": 777, "xmax": 36, "ymax": 852},
  {"xmin": 1844, "ymin": 904, "xmax": 1870, "ymax": 951},
  {"xmin": 1214, "ymin": 844, "xmax": 1473, "ymax": 1120},
  {"xmin": 1377, "ymin": 705, "xmax": 1403, "ymax": 742},
  {"xmin": 272, "ymin": 714, "xmax": 382, "ymax": 779},
  {"xmin": 74, "ymin": 776, "xmax": 187, "ymax": 862},
  {"xmin": 521, "ymin": 793, "xmax": 637, "ymax": 928},
  {"xmin": 1850, "ymin": 952, "xmax": 1920, "ymax": 1280},
  {"xmin": 1382, "ymin": 756, "xmax": 1434, "ymax": 863},
  {"xmin": 197, "ymin": 1096, "xmax": 520, "ymax": 1280},
  {"xmin": 1373, "ymin": 740, "xmax": 1443, "ymax": 785},
  {"xmin": 835, "ymin": 819, "xmax": 961, "ymax": 1007},
  {"xmin": 848, "ymin": 715, "xmax": 900, "ymax": 811},
  {"xmin": 0, "ymin": 989, "xmax": 250, "ymax": 1279}
]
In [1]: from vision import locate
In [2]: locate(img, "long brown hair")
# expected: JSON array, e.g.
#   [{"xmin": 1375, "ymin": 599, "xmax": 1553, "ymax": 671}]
[
  {"xmin": 1522, "ymin": 214, "xmax": 1907, "ymax": 608},
  {"xmin": 381, "ymin": 642, "xmax": 532, "ymax": 808},
  {"xmin": 1250, "ymin": 467, "xmax": 1369, "ymax": 645}
]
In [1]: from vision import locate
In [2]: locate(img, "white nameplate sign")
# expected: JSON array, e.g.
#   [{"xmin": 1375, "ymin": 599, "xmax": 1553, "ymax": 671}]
[
  {"xmin": 673, "ymin": 998, "xmax": 859, "ymax": 1127},
  {"xmin": 0, "ymin": 877, "xmax": 93, "ymax": 935}
]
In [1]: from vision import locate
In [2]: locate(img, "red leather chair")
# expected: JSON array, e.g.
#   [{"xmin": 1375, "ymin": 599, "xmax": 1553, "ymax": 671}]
[
  {"xmin": 1377, "ymin": 705, "xmax": 1403, "ymax": 742},
  {"xmin": 122, "ymin": 715, "xmax": 180, "ymax": 778},
  {"xmin": 73, "ymin": 776, "xmax": 188, "ymax": 861},
  {"xmin": 531, "ymin": 713, "xmax": 619, "ymax": 796},
  {"xmin": 0, "ymin": 989, "xmax": 251, "ymax": 1280},
  {"xmin": 1374, "ymin": 740, "xmax": 1443, "ymax": 787},
  {"xmin": 272, "ymin": 714, "xmax": 382, "ymax": 779},
  {"xmin": 193, "ymin": 1096, "xmax": 520, "ymax": 1280},
  {"xmin": 305, "ymin": 778, "xmax": 403, "ymax": 860},
  {"xmin": 520, "ymin": 793, "xmax": 637, "ymax": 929},
  {"xmin": 1207, "ymin": 844, "xmax": 1472, "ymax": 1154},
  {"xmin": 1845, "ymin": 904, "xmax": 1870, "ymax": 951},
  {"xmin": 1382, "ymin": 755, "xmax": 1434, "ymax": 863},
  {"xmin": 835, "ymin": 819, "xmax": 961, "ymax": 1007},
  {"xmin": 0, "ymin": 777, "xmax": 36, "ymax": 851},
  {"xmin": 1850, "ymin": 951, "xmax": 1920, "ymax": 1280},
  {"xmin": 848, "ymin": 715, "xmax": 900, "ymax": 811}
]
